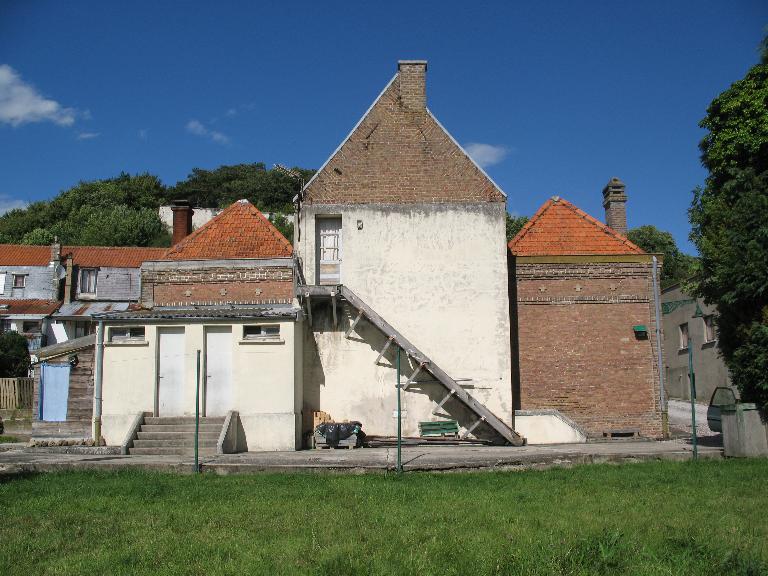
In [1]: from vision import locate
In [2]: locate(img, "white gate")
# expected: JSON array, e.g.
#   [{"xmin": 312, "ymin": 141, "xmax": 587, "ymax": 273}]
[{"xmin": 205, "ymin": 326, "xmax": 232, "ymax": 417}]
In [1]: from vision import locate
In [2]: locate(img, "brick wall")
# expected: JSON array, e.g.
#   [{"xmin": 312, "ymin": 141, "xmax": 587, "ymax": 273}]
[
  {"xmin": 142, "ymin": 266, "xmax": 293, "ymax": 307},
  {"xmin": 512, "ymin": 260, "xmax": 663, "ymax": 438},
  {"xmin": 304, "ymin": 69, "xmax": 504, "ymax": 205}
]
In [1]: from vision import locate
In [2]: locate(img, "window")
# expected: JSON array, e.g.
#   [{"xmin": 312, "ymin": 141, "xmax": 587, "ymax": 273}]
[
  {"xmin": 679, "ymin": 323, "xmax": 689, "ymax": 350},
  {"xmin": 703, "ymin": 315, "xmax": 716, "ymax": 343},
  {"xmin": 109, "ymin": 326, "xmax": 145, "ymax": 342},
  {"xmin": 0, "ymin": 272, "xmax": 6, "ymax": 294},
  {"xmin": 74, "ymin": 321, "xmax": 94, "ymax": 339},
  {"xmin": 80, "ymin": 269, "xmax": 98, "ymax": 294},
  {"xmin": 243, "ymin": 324, "xmax": 280, "ymax": 340},
  {"xmin": 13, "ymin": 274, "xmax": 26, "ymax": 289},
  {"xmin": 22, "ymin": 320, "xmax": 41, "ymax": 333}
]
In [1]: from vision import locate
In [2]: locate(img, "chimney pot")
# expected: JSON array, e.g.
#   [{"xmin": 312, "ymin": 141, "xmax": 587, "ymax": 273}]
[
  {"xmin": 397, "ymin": 60, "xmax": 428, "ymax": 112},
  {"xmin": 602, "ymin": 177, "xmax": 628, "ymax": 236},
  {"xmin": 171, "ymin": 200, "xmax": 194, "ymax": 244}
]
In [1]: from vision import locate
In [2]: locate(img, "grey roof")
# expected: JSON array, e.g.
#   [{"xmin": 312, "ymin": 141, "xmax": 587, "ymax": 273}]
[
  {"xmin": 33, "ymin": 334, "xmax": 96, "ymax": 362},
  {"xmin": 54, "ymin": 301, "xmax": 131, "ymax": 319},
  {"xmin": 93, "ymin": 304, "xmax": 301, "ymax": 322}
]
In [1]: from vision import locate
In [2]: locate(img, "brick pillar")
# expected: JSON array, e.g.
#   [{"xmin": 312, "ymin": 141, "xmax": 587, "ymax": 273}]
[
  {"xmin": 602, "ymin": 177, "xmax": 628, "ymax": 236},
  {"xmin": 397, "ymin": 60, "xmax": 427, "ymax": 112},
  {"xmin": 171, "ymin": 200, "xmax": 194, "ymax": 245}
]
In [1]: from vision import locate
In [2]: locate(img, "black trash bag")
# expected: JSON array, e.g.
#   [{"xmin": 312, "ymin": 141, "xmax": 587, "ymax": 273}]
[{"xmin": 316, "ymin": 421, "xmax": 364, "ymax": 445}]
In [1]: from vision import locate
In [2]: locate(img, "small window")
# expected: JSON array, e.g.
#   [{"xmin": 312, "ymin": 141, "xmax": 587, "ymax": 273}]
[
  {"xmin": 109, "ymin": 326, "xmax": 145, "ymax": 342},
  {"xmin": 80, "ymin": 269, "xmax": 98, "ymax": 294},
  {"xmin": 22, "ymin": 320, "xmax": 41, "ymax": 333},
  {"xmin": 679, "ymin": 323, "xmax": 689, "ymax": 350},
  {"xmin": 13, "ymin": 274, "xmax": 26, "ymax": 289},
  {"xmin": 243, "ymin": 325, "xmax": 280, "ymax": 340},
  {"xmin": 703, "ymin": 315, "xmax": 716, "ymax": 343}
]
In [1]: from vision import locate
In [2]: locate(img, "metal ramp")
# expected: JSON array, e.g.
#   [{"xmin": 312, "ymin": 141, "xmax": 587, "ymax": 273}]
[{"xmin": 300, "ymin": 284, "xmax": 525, "ymax": 446}]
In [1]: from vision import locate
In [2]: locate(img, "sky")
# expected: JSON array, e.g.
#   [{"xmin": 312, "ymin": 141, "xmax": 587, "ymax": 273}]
[{"xmin": 0, "ymin": 2, "xmax": 765, "ymax": 253}]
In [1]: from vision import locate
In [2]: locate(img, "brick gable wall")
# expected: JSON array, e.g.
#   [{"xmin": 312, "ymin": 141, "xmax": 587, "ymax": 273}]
[
  {"xmin": 141, "ymin": 265, "xmax": 293, "ymax": 307},
  {"xmin": 512, "ymin": 260, "xmax": 664, "ymax": 438},
  {"xmin": 303, "ymin": 77, "xmax": 505, "ymax": 205}
]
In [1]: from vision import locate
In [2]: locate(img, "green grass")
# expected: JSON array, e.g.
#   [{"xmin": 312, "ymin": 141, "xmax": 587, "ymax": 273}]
[
  {"xmin": 0, "ymin": 435, "xmax": 19, "ymax": 443},
  {"xmin": 1, "ymin": 460, "xmax": 767, "ymax": 575}
]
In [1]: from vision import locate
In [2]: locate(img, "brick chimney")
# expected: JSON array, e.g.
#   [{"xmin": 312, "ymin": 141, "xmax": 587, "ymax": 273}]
[
  {"xmin": 602, "ymin": 177, "xmax": 628, "ymax": 236},
  {"xmin": 171, "ymin": 200, "xmax": 194, "ymax": 244},
  {"xmin": 398, "ymin": 60, "xmax": 427, "ymax": 112}
]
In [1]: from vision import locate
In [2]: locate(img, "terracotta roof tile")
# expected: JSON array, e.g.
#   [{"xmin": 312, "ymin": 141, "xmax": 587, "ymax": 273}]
[
  {"xmin": 161, "ymin": 200, "xmax": 293, "ymax": 261},
  {"xmin": 0, "ymin": 245, "xmax": 51, "ymax": 266},
  {"xmin": 509, "ymin": 197, "xmax": 645, "ymax": 256},
  {"xmin": 0, "ymin": 299, "xmax": 61, "ymax": 316},
  {"xmin": 63, "ymin": 246, "xmax": 167, "ymax": 268}
]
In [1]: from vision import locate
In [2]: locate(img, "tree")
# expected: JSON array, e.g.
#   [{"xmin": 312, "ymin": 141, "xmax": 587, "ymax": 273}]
[
  {"xmin": 0, "ymin": 332, "xmax": 30, "ymax": 377},
  {"xmin": 506, "ymin": 213, "xmax": 528, "ymax": 242},
  {"xmin": 626, "ymin": 225, "xmax": 698, "ymax": 288},
  {"xmin": 689, "ymin": 36, "xmax": 768, "ymax": 410},
  {"xmin": 168, "ymin": 163, "xmax": 314, "ymax": 213}
]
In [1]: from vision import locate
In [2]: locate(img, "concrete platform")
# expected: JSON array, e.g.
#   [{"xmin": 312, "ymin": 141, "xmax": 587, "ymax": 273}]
[{"xmin": 0, "ymin": 439, "xmax": 723, "ymax": 476}]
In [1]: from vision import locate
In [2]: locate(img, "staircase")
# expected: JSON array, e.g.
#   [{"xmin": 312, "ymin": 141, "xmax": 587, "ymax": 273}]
[
  {"xmin": 129, "ymin": 416, "xmax": 224, "ymax": 456},
  {"xmin": 300, "ymin": 284, "xmax": 525, "ymax": 446}
]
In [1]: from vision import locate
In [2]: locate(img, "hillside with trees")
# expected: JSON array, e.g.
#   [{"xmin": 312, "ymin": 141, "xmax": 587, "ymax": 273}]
[{"xmin": 0, "ymin": 163, "xmax": 314, "ymax": 246}]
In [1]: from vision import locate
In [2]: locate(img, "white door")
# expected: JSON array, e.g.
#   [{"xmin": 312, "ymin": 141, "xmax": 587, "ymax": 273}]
[
  {"xmin": 317, "ymin": 216, "xmax": 342, "ymax": 285},
  {"xmin": 158, "ymin": 327, "xmax": 185, "ymax": 416},
  {"xmin": 205, "ymin": 326, "xmax": 232, "ymax": 417}
]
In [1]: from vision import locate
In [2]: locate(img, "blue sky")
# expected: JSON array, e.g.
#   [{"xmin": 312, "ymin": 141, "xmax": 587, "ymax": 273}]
[{"xmin": 0, "ymin": 2, "xmax": 765, "ymax": 252}]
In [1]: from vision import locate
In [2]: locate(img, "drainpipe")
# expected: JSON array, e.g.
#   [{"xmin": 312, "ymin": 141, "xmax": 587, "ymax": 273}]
[
  {"xmin": 651, "ymin": 257, "xmax": 667, "ymax": 423},
  {"xmin": 92, "ymin": 320, "xmax": 105, "ymax": 444}
]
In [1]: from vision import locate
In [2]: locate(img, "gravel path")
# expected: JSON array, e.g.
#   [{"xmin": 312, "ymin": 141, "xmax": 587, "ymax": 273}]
[{"xmin": 667, "ymin": 399, "xmax": 718, "ymax": 436}]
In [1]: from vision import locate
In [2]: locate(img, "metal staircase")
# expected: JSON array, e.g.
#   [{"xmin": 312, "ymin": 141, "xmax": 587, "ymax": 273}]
[{"xmin": 300, "ymin": 284, "xmax": 525, "ymax": 446}]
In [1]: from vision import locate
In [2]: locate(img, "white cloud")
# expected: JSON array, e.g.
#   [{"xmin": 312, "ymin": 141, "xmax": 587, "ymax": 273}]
[
  {"xmin": 76, "ymin": 131, "xmax": 100, "ymax": 140},
  {"xmin": 185, "ymin": 118, "xmax": 229, "ymax": 144},
  {"xmin": 0, "ymin": 193, "xmax": 28, "ymax": 215},
  {"xmin": 0, "ymin": 64, "xmax": 76, "ymax": 127},
  {"xmin": 138, "ymin": 128, "xmax": 148, "ymax": 140},
  {"xmin": 225, "ymin": 108, "xmax": 237, "ymax": 117},
  {"xmin": 464, "ymin": 142, "xmax": 508, "ymax": 168}
]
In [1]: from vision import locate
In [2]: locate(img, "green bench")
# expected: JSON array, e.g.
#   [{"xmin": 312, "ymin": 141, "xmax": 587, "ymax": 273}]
[{"xmin": 419, "ymin": 420, "xmax": 459, "ymax": 438}]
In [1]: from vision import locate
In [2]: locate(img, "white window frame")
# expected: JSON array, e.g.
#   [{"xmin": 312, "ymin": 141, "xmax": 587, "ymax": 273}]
[
  {"xmin": 79, "ymin": 268, "xmax": 98, "ymax": 295},
  {"xmin": 242, "ymin": 324, "xmax": 281, "ymax": 342},
  {"xmin": 679, "ymin": 323, "xmax": 689, "ymax": 350},
  {"xmin": 12, "ymin": 274, "xmax": 26, "ymax": 289},
  {"xmin": 109, "ymin": 326, "xmax": 146, "ymax": 343},
  {"xmin": 0, "ymin": 272, "xmax": 6, "ymax": 295}
]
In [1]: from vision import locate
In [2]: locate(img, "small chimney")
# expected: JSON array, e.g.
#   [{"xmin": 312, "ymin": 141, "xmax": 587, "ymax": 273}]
[
  {"xmin": 63, "ymin": 254, "xmax": 74, "ymax": 303},
  {"xmin": 397, "ymin": 60, "xmax": 428, "ymax": 112},
  {"xmin": 602, "ymin": 177, "xmax": 628, "ymax": 236},
  {"xmin": 171, "ymin": 200, "xmax": 194, "ymax": 244},
  {"xmin": 50, "ymin": 238, "xmax": 61, "ymax": 264}
]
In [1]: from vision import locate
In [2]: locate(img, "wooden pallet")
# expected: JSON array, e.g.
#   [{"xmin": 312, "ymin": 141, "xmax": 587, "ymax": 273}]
[{"xmin": 313, "ymin": 431, "xmax": 361, "ymax": 449}]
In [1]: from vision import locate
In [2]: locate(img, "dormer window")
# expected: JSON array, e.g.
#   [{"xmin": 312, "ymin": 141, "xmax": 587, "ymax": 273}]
[{"xmin": 80, "ymin": 269, "xmax": 98, "ymax": 295}]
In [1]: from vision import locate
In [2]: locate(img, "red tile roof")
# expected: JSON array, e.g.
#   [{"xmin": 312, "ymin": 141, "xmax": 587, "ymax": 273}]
[
  {"xmin": 0, "ymin": 299, "xmax": 61, "ymax": 316},
  {"xmin": 0, "ymin": 245, "xmax": 51, "ymax": 266},
  {"xmin": 162, "ymin": 199, "xmax": 293, "ymax": 261},
  {"xmin": 509, "ymin": 197, "xmax": 645, "ymax": 256},
  {"xmin": 0, "ymin": 244, "xmax": 166, "ymax": 267},
  {"xmin": 63, "ymin": 246, "xmax": 167, "ymax": 268}
]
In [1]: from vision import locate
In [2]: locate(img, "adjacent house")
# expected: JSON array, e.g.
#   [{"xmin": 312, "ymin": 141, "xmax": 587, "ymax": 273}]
[
  {"xmin": 661, "ymin": 284, "xmax": 732, "ymax": 404},
  {"xmin": 508, "ymin": 184, "xmax": 665, "ymax": 439},
  {"xmin": 0, "ymin": 244, "xmax": 61, "ymax": 350},
  {"xmin": 95, "ymin": 200, "xmax": 302, "ymax": 451}
]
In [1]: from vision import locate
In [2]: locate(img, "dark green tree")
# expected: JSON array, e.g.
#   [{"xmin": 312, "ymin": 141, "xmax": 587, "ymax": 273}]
[
  {"xmin": 626, "ymin": 225, "xmax": 698, "ymax": 288},
  {"xmin": 689, "ymin": 36, "xmax": 768, "ymax": 410},
  {"xmin": 0, "ymin": 332, "xmax": 31, "ymax": 378},
  {"xmin": 168, "ymin": 163, "xmax": 314, "ymax": 213},
  {"xmin": 506, "ymin": 213, "xmax": 529, "ymax": 242}
]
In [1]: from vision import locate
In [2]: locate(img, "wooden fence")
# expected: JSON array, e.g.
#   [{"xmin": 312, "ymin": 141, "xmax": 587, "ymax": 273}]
[{"xmin": 0, "ymin": 377, "xmax": 34, "ymax": 410}]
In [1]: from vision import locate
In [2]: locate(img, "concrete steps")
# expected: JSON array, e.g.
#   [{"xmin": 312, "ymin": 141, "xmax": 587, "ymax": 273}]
[{"xmin": 129, "ymin": 416, "xmax": 225, "ymax": 456}]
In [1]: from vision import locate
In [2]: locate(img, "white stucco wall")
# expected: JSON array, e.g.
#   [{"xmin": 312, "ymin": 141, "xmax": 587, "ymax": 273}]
[
  {"xmin": 101, "ymin": 319, "xmax": 301, "ymax": 450},
  {"xmin": 513, "ymin": 412, "xmax": 587, "ymax": 444},
  {"xmin": 297, "ymin": 203, "xmax": 514, "ymax": 440}
]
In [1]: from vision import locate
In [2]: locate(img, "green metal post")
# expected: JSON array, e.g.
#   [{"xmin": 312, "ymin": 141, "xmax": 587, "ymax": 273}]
[
  {"xmin": 688, "ymin": 339, "xmax": 698, "ymax": 460},
  {"xmin": 396, "ymin": 346, "xmax": 402, "ymax": 474},
  {"xmin": 195, "ymin": 349, "xmax": 201, "ymax": 473}
]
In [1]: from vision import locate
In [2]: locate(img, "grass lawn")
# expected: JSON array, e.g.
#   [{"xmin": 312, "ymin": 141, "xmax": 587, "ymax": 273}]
[{"xmin": 1, "ymin": 460, "xmax": 767, "ymax": 575}]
